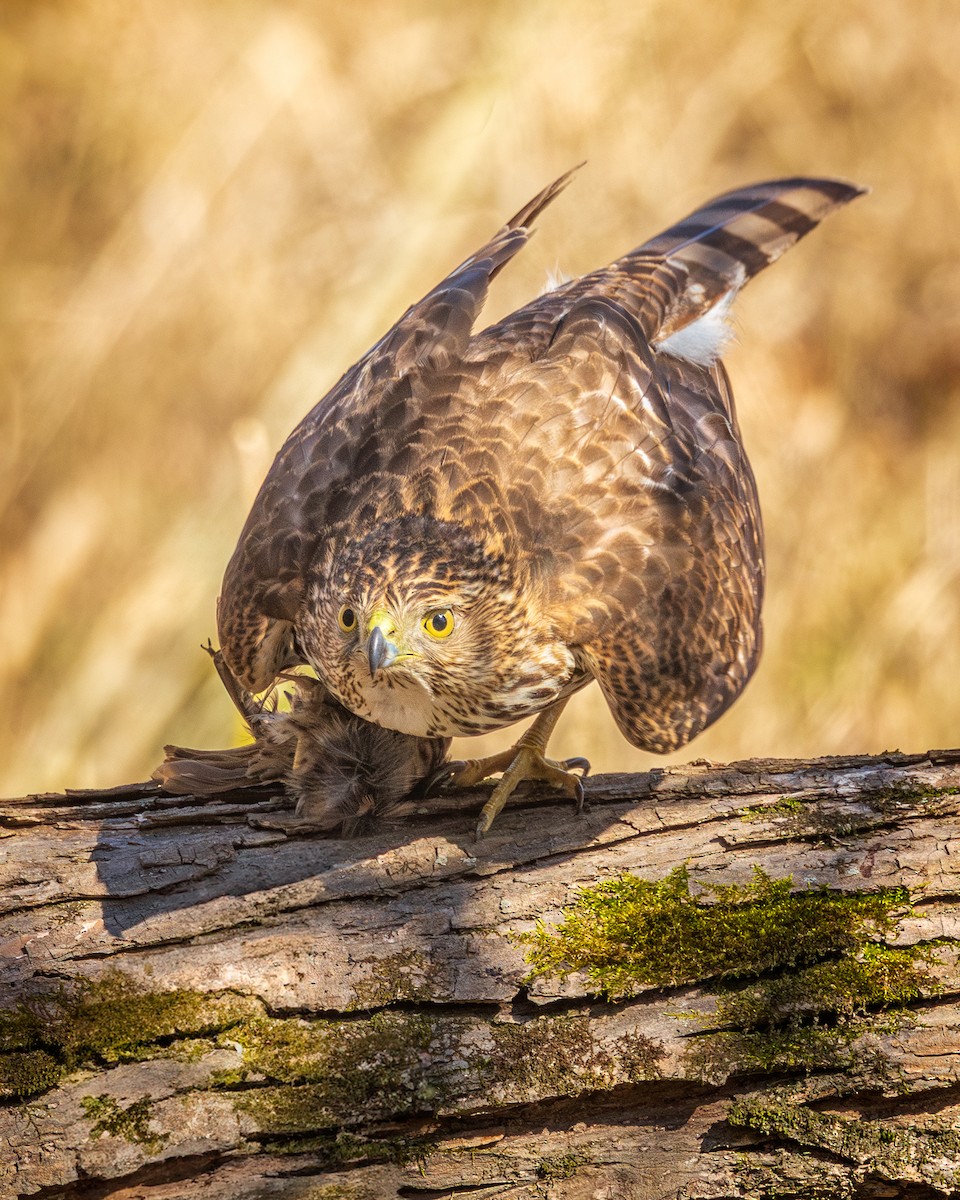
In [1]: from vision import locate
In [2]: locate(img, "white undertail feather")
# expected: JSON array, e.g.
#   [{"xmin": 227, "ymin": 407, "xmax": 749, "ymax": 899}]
[
  {"xmin": 540, "ymin": 263, "xmax": 571, "ymax": 295},
  {"xmin": 656, "ymin": 288, "xmax": 739, "ymax": 367}
]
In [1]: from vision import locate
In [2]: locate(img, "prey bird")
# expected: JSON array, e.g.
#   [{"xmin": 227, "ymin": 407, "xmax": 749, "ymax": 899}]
[
  {"xmin": 217, "ymin": 168, "xmax": 863, "ymax": 836},
  {"xmin": 156, "ymin": 650, "xmax": 449, "ymax": 835}
]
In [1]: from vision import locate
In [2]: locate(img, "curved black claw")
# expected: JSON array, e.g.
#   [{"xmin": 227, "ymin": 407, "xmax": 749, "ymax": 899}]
[
  {"xmin": 559, "ymin": 759, "xmax": 590, "ymax": 815},
  {"xmin": 423, "ymin": 760, "xmax": 466, "ymax": 797}
]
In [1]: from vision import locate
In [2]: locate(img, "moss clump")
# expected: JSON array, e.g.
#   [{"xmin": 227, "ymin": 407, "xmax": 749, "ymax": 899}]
[
  {"xmin": 0, "ymin": 972, "xmax": 261, "ymax": 1101},
  {"xmin": 207, "ymin": 1064, "xmax": 251, "ymax": 1088},
  {"xmin": 739, "ymin": 795, "xmax": 807, "ymax": 823},
  {"xmin": 227, "ymin": 1010, "xmax": 436, "ymax": 1089},
  {"xmin": 0, "ymin": 1049, "xmax": 62, "ymax": 1100},
  {"xmin": 53, "ymin": 975, "xmax": 258, "ymax": 1061},
  {"xmin": 716, "ymin": 943, "xmax": 932, "ymax": 1029},
  {"xmin": 80, "ymin": 1094, "xmax": 168, "ymax": 1151},
  {"xmin": 489, "ymin": 1015, "xmax": 663, "ymax": 1098},
  {"xmin": 260, "ymin": 1129, "xmax": 433, "ymax": 1170},
  {"xmin": 693, "ymin": 917, "xmax": 936, "ymax": 1081},
  {"xmin": 488, "ymin": 1015, "xmax": 592, "ymax": 1097},
  {"xmin": 523, "ymin": 865, "xmax": 910, "ymax": 998},
  {"xmin": 691, "ymin": 1007, "xmax": 902, "ymax": 1082}
]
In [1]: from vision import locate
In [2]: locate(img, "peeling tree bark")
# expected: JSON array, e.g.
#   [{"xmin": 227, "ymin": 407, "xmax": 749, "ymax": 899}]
[{"xmin": 2, "ymin": 750, "xmax": 960, "ymax": 1199}]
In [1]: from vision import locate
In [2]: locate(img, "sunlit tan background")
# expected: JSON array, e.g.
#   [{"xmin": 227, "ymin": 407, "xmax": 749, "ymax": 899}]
[{"xmin": 3, "ymin": 0, "xmax": 959, "ymax": 796}]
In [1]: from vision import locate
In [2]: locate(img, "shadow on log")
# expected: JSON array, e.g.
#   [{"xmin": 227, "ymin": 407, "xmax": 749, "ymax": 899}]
[{"xmin": 2, "ymin": 749, "xmax": 960, "ymax": 1199}]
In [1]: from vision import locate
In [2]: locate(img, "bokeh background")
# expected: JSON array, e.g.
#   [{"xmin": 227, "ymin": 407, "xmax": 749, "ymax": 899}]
[{"xmin": 3, "ymin": 0, "xmax": 959, "ymax": 797}]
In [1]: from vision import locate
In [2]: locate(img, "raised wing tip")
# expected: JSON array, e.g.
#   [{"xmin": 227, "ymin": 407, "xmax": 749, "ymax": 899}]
[{"xmin": 505, "ymin": 162, "xmax": 587, "ymax": 233}]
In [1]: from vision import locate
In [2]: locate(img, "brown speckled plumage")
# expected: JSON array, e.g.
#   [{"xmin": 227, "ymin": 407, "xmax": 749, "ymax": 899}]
[{"xmin": 216, "ymin": 169, "xmax": 863, "ymax": 829}]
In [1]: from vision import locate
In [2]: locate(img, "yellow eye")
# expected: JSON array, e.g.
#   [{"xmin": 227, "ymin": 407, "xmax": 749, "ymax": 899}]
[
  {"xmin": 337, "ymin": 606, "xmax": 358, "ymax": 633},
  {"xmin": 422, "ymin": 608, "xmax": 455, "ymax": 639}
]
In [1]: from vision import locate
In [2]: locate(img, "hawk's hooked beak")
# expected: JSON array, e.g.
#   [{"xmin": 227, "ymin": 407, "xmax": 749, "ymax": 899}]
[{"xmin": 366, "ymin": 611, "xmax": 399, "ymax": 677}]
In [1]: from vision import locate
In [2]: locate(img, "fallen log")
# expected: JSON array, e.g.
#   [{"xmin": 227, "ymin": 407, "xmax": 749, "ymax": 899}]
[{"xmin": 2, "ymin": 749, "xmax": 960, "ymax": 1199}]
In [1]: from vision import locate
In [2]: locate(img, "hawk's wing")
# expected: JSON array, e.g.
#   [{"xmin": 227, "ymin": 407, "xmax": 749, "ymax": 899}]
[
  {"xmin": 218, "ymin": 170, "xmax": 580, "ymax": 690},
  {"xmin": 458, "ymin": 177, "xmax": 862, "ymax": 751},
  {"xmin": 530, "ymin": 295, "xmax": 765, "ymax": 752}
]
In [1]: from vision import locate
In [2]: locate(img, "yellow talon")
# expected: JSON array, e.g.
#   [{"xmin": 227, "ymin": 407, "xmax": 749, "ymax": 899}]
[{"xmin": 437, "ymin": 701, "xmax": 589, "ymax": 837}]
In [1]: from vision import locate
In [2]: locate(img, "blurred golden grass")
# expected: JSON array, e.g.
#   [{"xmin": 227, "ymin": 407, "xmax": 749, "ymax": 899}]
[{"xmin": 2, "ymin": 0, "xmax": 959, "ymax": 794}]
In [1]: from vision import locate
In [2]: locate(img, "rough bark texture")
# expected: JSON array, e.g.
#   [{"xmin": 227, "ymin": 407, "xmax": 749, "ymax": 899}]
[{"xmin": 2, "ymin": 749, "xmax": 960, "ymax": 1199}]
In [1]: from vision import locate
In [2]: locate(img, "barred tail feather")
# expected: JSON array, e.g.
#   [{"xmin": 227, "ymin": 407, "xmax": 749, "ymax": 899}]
[{"xmin": 645, "ymin": 177, "xmax": 866, "ymax": 356}]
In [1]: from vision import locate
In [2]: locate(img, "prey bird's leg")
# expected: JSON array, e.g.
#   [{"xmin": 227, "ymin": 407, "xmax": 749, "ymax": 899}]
[{"xmin": 443, "ymin": 700, "xmax": 590, "ymax": 838}]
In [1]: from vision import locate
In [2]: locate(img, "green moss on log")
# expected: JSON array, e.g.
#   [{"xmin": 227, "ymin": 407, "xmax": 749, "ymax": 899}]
[
  {"xmin": 348, "ymin": 949, "xmax": 442, "ymax": 1011},
  {"xmin": 230, "ymin": 1010, "xmax": 439, "ymax": 1131},
  {"xmin": 230, "ymin": 1004, "xmax": 663, "ymax": 1135},
  {"xmin": 488, "ymin": 1013, "xmax": 663, "ymax": 1096},
  {"xmin": 522, "ymin": 865, "xmax": 912, "ymax": 996},
  {"xmin": 80, "ymin": 1094, "xmax": 168, "ymax": 1151},
  {"xmin": 523, "ymin": 865, "xmax": 939, "ymax": 1082},
  {"xmin": 536, "ymin": 1147, "xmax": 594, "ymax": 1181},
  {"xmin": 738, "ymin": 795, "xmax": 807, "ymax": 823},
  {"xmin": 732, "ymin": 1093, "xmax": 960, "ymax": 1192},
  {"xmin": 688, "ymin": 942, "xmax": 936, "ymax": 1080},
  {"xmin": 0, "ymin": 1049, "xmax": 62, "ymax": 1100},
  {"xmin": 0, "ymin": 972, "xmax": 260, "ymax": 1100}
]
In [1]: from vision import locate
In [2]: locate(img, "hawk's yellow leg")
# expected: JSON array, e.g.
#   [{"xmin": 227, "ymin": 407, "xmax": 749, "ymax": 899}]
[{"xmin": 441, "ymin": 701, "xmax": 589, "ymax": 838}]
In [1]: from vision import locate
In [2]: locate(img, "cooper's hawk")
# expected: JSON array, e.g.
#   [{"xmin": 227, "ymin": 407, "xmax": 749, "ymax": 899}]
[{"xmin": 217, "ymin": 168, "xmax": 862, "ymax": 835}]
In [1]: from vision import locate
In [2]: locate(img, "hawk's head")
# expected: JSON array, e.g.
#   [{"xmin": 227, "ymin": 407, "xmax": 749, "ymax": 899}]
[{"xmin": 298, "ymin": 515, "xmax": 576, "ymax": 738}]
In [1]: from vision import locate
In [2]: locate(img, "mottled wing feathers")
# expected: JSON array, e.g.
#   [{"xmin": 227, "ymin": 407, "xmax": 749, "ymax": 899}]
[
  {"xmin": 515, "ymin": 182, "xmax": 801, "ymax": 748},
  {"xmin": 545, "ymin": 316, "xmax": 764, "ymax": 751},
  {"xmin": 470, "ymin": 178, "xmax": 855, "ymax": 754},
  {"xmin": 543, "ymin": 295, "xmax": 696, "ymax": 491}
]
